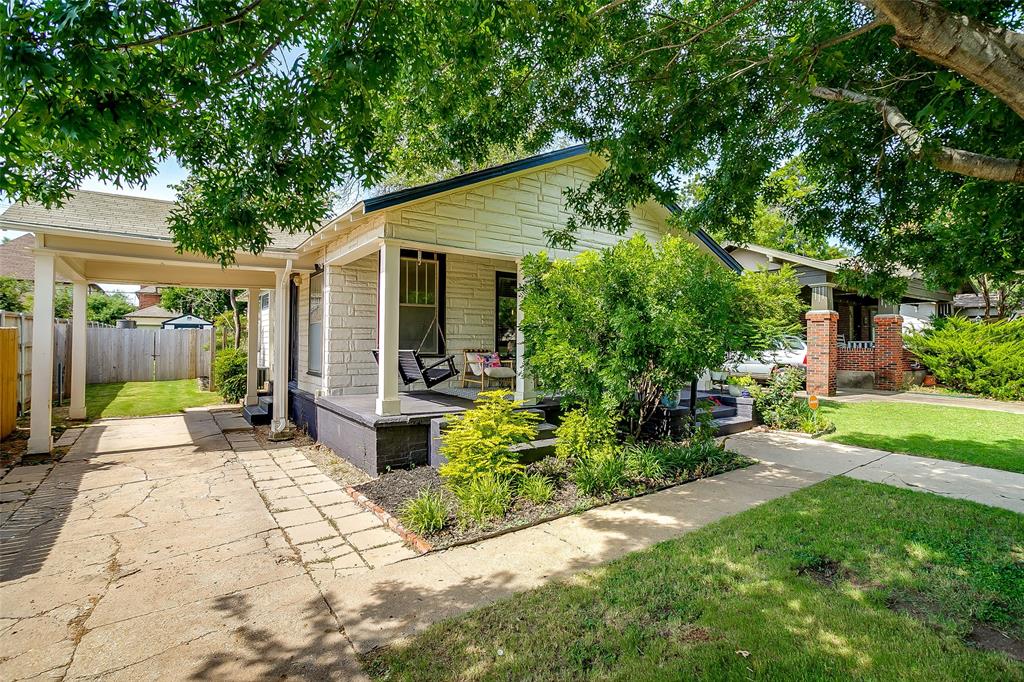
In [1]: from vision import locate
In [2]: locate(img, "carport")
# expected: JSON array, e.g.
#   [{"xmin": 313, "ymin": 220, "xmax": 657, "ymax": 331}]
[{"xmin": 0, "ymin": 191, "xmax": 318, "ymax": 454}]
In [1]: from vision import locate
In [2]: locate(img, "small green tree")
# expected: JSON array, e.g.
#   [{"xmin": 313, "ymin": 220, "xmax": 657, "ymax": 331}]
[
  {"xmin": 732, "ymin": 265, "xmax": 808, "ymax": 352},
  {"xmin": 0, "ymin": 277, "xmax": 30, "ymax": 312},
  {"xmin": 86, "ymin": 292, "xmax": 135, "ymax": 326},
  {"xmin": 521, "ymin": 235, "xmax": 739, "ymax": 435},
  {"xmin": 213, "ymin": 347, "xmax": 248, "ymax": 402}
]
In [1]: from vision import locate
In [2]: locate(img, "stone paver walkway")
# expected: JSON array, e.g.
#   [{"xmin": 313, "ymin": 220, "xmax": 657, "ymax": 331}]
[
  {"xmin": 728, "ymin": 430, "xmax": 1024, "ymax": 513},
  {"xmin": 0, "ymin": 410, "xmax": 367, "ymax": 681},
  {"xmin": 824, "ymin": 388, "xmax": 1024, "ymax": 414},
  {"xmin": 222, "ymin": 428, "xmax": 418, "ymax": 583}
]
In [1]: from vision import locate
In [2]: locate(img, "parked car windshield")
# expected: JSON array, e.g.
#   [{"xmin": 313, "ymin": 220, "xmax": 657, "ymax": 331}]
[{"xmin": 781, "ymin": 336, "xmax": 806, "ymax": 351}]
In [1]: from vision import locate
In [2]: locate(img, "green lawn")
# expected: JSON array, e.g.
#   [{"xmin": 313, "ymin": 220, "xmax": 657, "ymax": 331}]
[
  {"xmin": 366, "ymin": 478, "xmax": 1024, "ymax": 680},
  {"xmin": 820, "ymin": 401, "xmax": 1024, "ymax": 473},
  {"xmin": 85, "ymin": 380, "xmax": 224, "ymax": 420}
]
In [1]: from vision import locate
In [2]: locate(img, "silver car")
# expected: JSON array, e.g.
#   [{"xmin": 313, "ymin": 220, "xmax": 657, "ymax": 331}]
[{"xmin": 723, "ymin": 335, "xmax": 807, "ymax": 381}]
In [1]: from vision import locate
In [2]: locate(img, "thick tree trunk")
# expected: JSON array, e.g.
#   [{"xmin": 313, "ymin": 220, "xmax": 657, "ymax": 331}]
[
  {"xmin": 229, "ymin": 289, "xmax": 241, "ymax": 349},
  {"xmin": 863, "ymin": 0, "xmax": 1024, "ymax": 119},
  {"xmin": 811, "ymin": 87, "xmax": 1024, "ymax": 182}
]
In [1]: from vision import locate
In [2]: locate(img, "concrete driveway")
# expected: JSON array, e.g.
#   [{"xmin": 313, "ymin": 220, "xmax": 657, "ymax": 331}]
[{"xmin": 0, "ymin": 411, "xmax": 366, "ymax": 681}]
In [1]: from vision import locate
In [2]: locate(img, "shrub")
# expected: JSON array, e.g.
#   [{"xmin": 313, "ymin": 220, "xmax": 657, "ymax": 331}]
[
  {"xmin": 905, "ymin": 317, "xmax": 1024, "ymax": 401},
  {"xmin": 555, "ymin": 407, "xmax": 617, "ymax": 461},
  {"xmin": 521, "ymin": 235, "xmax": 740, "ymax": 435},
  {"xmin": 750, "ymin": 367, "xmax": 833, "ymax": 433},
  {"xmin": 438, "ymin": 390, "xmax": 541, "ymax": 490},
  {"xmin": 400, "ymin": 489, "xmax": 447, "ymax": 535},
  {"xmin": 518, "ymin": 472, "xmax": 555, "ymax": 504},
  {"xmin": 573, "ymin": 447, "xmax": 629, "ymax": 497},
  {"xmin": 213, "ymin": 347, "xmax": 248, "ymax": 402},
  {"xmin": 455, "ymin": 473, "xmax": 514, "ymax": 526}
]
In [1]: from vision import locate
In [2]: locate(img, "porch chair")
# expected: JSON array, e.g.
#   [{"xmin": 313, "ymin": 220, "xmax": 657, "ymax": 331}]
[
  {"xmin": 370, "ymin": 349, "xmax": 459, "ymax": 389},
  {"xmin": 461, "ymin": 349, "xmax": 516, "ymax": 389}
]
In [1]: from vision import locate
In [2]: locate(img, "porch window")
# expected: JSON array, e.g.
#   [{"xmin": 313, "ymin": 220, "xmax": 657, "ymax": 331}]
[
  {"xmin": 399, "ymin": 251, "xmax": 445, "ymax": 354},
  {"xmin": 308, "ymin": 269, "xmax": 323, "ymax": 376}
]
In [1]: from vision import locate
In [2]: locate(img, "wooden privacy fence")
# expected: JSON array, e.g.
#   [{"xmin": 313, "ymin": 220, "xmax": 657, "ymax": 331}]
[
  {"xmin": 1, "ymin": 328, "xmax": 16, "ymax": 438},
  {"xmin": 87, "ymin": 327, "xmax": 213, "ymax": 384},
  {"xmin": 0, "ymin": 311, "xmax": 213, "ymax": 415}
]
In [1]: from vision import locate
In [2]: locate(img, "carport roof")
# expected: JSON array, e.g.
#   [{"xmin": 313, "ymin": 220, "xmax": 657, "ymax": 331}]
[{"xmin": 0, "ymin": 190, "xmax": 308, "ymax": 251}]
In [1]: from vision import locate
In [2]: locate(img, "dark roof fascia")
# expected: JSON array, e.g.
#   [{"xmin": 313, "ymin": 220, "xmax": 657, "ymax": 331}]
[
  {"xmin": 665, "ymin": 203, "xmax": 743, "ymax": 273},
  {"xmin": 362, "ymin": 144, "xmax": 590, "ymax": 213}
]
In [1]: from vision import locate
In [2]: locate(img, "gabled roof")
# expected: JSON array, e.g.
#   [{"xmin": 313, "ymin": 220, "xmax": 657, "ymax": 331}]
[
  {"xmin": 0, "ymin": 234, "xmax": 73, "ymax": 283},
  {"xmin": 0, "ymin": 190, "xmax": 308, "ymax": 250},
  {"xmin": 163, "ymin": 313, "xmax": 212, "ymax": 325},
  {"xmin": 126, "ymin": 303, "xmax": 176, "ymax": 320}
]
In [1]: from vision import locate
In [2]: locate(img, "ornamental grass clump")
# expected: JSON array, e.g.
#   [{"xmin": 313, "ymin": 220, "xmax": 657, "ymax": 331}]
[
  {"xmin": 399, "ymin": 489, "xmax": 447, "ymax": 535},
  {"xmin": 455, "ymin": 473, "xmax": 514, "ymax": 527},
  {"xmin": 518, "ymin": 472, "xmax": 555, "ymax": 504}
]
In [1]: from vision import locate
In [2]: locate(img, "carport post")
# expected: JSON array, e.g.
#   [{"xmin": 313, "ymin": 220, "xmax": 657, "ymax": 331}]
[
  {"xmin": 270, "ymin": 267, "xmax": 291, "ymax": 438},
  {"xmin": 68, "ymin": 281, "xmax": 88, "ymax": 420},
  {"xmin": 245, "ymin": 287, "xmax": 259, "ymax": 406},
  {"xmin": 27, "ymin": 250, "xmax": 55, "ymax": 454}
]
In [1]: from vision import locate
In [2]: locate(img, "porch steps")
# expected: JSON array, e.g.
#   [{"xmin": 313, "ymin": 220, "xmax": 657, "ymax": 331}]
[{"xmin": 242, "ymin": 395, "xmax": 273, "ymax": 426}]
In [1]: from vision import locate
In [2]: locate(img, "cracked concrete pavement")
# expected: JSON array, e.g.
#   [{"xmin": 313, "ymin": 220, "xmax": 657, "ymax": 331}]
[
  {"xmin": 728, "ymin": 430, "xmax": 1024, "ymax": 513},
  {"xmin": 0, "ymin": 410, "xmax": 368, "ymax": 681}
]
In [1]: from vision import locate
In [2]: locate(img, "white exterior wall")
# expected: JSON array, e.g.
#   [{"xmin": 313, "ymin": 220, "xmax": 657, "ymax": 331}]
[{"xmin": 321, "ymin": 254, "xmax": 379, "ymax": 396}]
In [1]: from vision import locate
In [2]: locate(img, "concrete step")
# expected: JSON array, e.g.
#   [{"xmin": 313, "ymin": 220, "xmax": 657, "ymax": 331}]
[
  {"xmin": 711, "ymin": 414, "xmax": 755, "ymax": 436},
  {"xmin": 242, "ymin": 403, "xmax": 271, "ymax": 426}
]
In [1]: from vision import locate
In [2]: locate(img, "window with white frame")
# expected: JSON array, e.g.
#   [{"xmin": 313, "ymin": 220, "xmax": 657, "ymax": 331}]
[
  {"xmin": 399, "ymin": 251, "xmax": 443, "ymax": 354},
  {"xmin": 308, "ymin": 269, "xmax": 323, "ymax": 376}
]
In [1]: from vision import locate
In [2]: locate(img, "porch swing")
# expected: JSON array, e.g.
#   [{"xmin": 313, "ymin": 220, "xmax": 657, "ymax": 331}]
[{"xmin": 371, "ymin": 256, "xmax": 458, "ymax": 390}]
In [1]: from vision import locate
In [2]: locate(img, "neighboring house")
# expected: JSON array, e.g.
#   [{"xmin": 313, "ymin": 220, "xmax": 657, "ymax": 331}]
[
  {"xmin": 0, "ymin": 234, "xmax": 104, "ymax": 300},
  {"xmin": 0, "ymin": 147, "xmax": 742, "ymax": 469},
  {"xmin": 135, "ymin": 285, "xmax": 164, "ymax": 308},
  {"xmin": 725, "ymin": 243, "xmax": 953, "ymax": 338},
  {"xmin": 162, "ymin": 313, "xmax": 213, "ymax": 329},
  {"xmin": 125, "ymin": 304, "xmax": 178, "ymax": 328},
  {"xmin": 725, "ymin": 243, "xmax": 953, "ymax": 392},
  {"xmin": 953, "ymin": 292, "xmax": 1022, "ymax": 320}
]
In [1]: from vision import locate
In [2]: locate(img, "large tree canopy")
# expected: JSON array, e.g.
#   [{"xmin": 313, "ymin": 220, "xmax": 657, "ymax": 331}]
[{"xmin": 2, "ymin": 0, "xmax": 1021, "ymax": 292}]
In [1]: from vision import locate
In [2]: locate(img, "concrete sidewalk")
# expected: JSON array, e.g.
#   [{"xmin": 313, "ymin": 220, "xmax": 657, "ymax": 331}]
[
  {"xmin": 728, "ymin": 430, "xmax": 1024, "ymax": 513},
  {"xmin": 317, "ymin": 463, "xmax": 827, "ymax": 653},
  {"xmin": 824, "ymin": 388, "xmax": 1024, "ymax": 414}
]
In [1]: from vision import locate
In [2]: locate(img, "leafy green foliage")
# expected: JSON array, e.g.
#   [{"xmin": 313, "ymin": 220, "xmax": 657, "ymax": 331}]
[
  {"xmin": 213, "ymin": 347, "xmax": 247, "ymax": 402},
  {"xmin": 624, "ymin": 444, "xmax": 665, "ymax": 481},
  {"xmin": 572, "ymin": 448, "xmax": 630, "ymax": 498},
  {"xmin": 733, "ymin": 265, "xmax": 808, "ymax": 352},
  {"xmin": 455, "ymin": 473, "xmax": 514, "ymax": 527},
  {"xmin": 86, "ymin": 291, "xmax": 135, "ymax": 326},
  {"xmin": 522, "ymin": 235, "xmax": 739, "ymax": 434},
  {"xmin": 438, "ymin": 390, "xmax": 540, "ymax": 491},
  {"xmin": 905, "ymin": 317, "xmax": 1024, "ymax": 400},
  {"xmin": 518, "ymin": 472, "xmax": 555, "ymax": 505},
  {"xmin": 400, "ymin": 489, "xmax": 448, "ymax": 535},
  {"xmin": 0, "ymin": 277, "xmax": 30, "ymax": 312},
  {"xmin": 554, "ymin": 408, "xmax": 617, "ymax": 461},
  {"xmin": 751, "ymin": 368, "xmax": 834, "ymax": 433},
  {"xmin": 160, "ymin": 288, "xmax": 234, "ymax": 321}
]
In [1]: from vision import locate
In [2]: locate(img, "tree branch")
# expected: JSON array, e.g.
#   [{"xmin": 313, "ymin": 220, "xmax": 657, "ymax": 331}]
[
  {"xmin": 861, "ymin": 0, "xmax": 1024, "ymax": 118},
  {"xmin": 811, "ymin": 86, "xmax": 1024, "ymax": 183},
  {"xmin": 105, "ymin": 0, "xmax": 264, "ymax": 50}
]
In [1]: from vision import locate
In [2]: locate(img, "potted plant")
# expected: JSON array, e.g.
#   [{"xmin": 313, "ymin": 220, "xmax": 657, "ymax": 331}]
[{"xmin": 726, "ymin": 375, "xmax": 755, "ymax": 397}]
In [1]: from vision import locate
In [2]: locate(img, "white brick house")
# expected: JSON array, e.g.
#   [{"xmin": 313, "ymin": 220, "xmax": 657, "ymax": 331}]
[{"xmin": 1, "ymin": 145, "xmax": 741, "ymax": 471}]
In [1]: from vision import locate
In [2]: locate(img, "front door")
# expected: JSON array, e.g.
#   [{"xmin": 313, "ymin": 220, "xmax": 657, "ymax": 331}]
[{"xmin": 495, "ymin": 271, "xmax": 518, "ymax": 358}]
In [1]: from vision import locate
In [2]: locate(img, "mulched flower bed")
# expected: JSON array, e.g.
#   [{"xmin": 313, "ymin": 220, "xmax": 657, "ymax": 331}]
[{"xmin": 352, "ymin": 454, "xmax": 753, "ymax": 550}]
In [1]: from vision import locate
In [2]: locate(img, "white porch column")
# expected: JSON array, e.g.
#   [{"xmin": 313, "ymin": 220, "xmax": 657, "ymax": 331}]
[
  {"xmin": 270, "ymin": 267, "xmax": 292, "ymax": 438},
  {"xmin": 514, "ymin": 259, "xmax": 536, "ymax": 403},
  {"xmin": 375, "ymin": 241, "xmax": 401, "ymax": 416},
  {"xmin": 68, "ymin": 281, "xmax": 88, "ymax": 420},
  {"xmin": 245, "ymin": 288, "xmax": 260, "ymax": 406},
  {"xmin": 27, "ymin": 252, "xmax": 56, "ymax": 454}
]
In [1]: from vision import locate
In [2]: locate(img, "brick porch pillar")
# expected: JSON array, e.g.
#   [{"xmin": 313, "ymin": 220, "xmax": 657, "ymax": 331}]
[
  {"xmin": 873, "ymin": 313, "xmax": 905, "ymax": 390},
  {"xmin": 806, "ymin": 310, "xmax": 838, "ymax": 396}
]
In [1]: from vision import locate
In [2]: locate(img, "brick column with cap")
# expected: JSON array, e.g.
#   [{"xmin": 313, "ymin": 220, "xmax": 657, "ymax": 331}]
[
  {"xmin": 873, "ymin": 313, "xmax": 905, "ymax": 390},
  {"xmin": 806, "ymin": 310, "xmax": 838, "ymax": 396}
]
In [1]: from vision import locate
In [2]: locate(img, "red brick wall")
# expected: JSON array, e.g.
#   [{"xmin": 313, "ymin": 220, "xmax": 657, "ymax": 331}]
[
  {"xmin": 873, "ymin": 315, "xmax": 905, "ymax": 390},
  {"xmin": 137, "ymin": 291, "xmax": 161, "ymax": 308},
  {"xmin": 806, "ymin": 311, "xmax": 838, "ymax": 396},
  {"xmin": 837, "ymin": 347, "xmax": 873, "ymax": 371}
]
